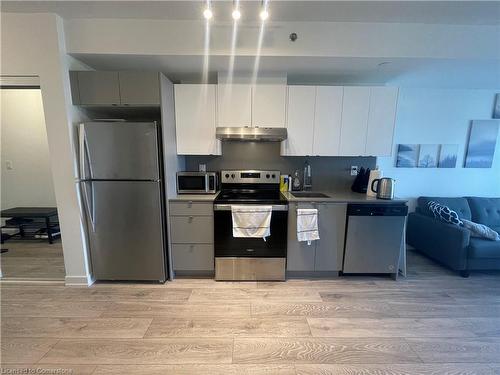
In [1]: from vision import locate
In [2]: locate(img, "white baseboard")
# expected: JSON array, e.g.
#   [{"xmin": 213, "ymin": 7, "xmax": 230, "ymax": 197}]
[{"xmin": 65, "ymin": 275, "xmax": 94, "ymax": 287}]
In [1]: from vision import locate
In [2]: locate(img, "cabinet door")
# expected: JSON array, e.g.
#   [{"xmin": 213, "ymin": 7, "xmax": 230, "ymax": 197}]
[
  {"xmin": 314, "ymin": 203, "xmax": 347, "ymax": 271},
  {"xmin": 365, "ymin": 87, "xmax": 398, "ymax": 156},
  {"xmin": 77, "ymin": 71, "xmax": 120, "ymax": 105},
  {"xmin": 313, "ymin": 86, "xmax": 343, "ymax": 156},
  {"xmin": 217, "ymin": 84, "xmax": 252, "ymax": 127},
  {"xmin": 252, "ymin": 84, "xmax": 286, "ymax": 128},
  {"xmin": 119, "ymin": 72, "xmax": 160, "ymax": 105},
  {"xmin": 174, "ymin": 84, "xmax": 220, "ymax": 155},
  {"xmin": 283, "ymin": 86, "xmax": 315, "ymax": 156},
  {"xmin": 286, "ymin": 203, "xmax": 316, "ymax": 271},
  {"xmin": 172, "ymin": 244, "xmax": 214, "ymax": 271},
  {"xmin": 339, "ymin": 87, "xmax": 370, "ymax": 156}
]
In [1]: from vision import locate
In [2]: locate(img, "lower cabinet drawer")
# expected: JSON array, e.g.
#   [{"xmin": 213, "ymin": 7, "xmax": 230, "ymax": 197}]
[
  {"xmin": 170, "ymin": 216, "xmax": 214, "ymax": 243},
  {"xmin": 172, "ymin": 244, "xmax": 214, "ymax": 271}
]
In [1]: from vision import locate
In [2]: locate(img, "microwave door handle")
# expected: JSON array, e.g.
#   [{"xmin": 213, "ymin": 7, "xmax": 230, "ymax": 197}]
[{"xmin": 205, "ymin": 174, "xmax": 210, "ymax": 193}]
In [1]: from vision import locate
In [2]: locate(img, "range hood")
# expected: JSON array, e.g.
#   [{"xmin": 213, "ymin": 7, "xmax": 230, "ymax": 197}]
[{"xmin": 216, "ymin": 127, "xmax": 287, "ymax": 142}]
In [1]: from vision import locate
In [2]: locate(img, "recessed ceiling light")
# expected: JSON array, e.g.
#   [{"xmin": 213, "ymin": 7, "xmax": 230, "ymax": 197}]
[
  {"xmin": 203, "ymin": 8, "xmax": 213, "ymax": 20},
  {"xmin": 232, "ymin": 9, "xmax": 241, "ymax": 20},
  {"xmin": 260, "ymin": 9, "xmax": 269, "ymax": 21}
]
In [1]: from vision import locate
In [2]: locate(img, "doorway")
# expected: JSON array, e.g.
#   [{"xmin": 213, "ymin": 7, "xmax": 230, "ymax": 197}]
[{"xmin": 0, "ymin": 80, "xmax": 65, "ymax": 280}]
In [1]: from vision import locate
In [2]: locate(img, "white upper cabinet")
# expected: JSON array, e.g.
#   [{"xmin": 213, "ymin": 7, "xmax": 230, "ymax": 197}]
[
  {"xmin": 217, "ymin": 84, "xmax": 252, "ymax": 127},
  {"xmin": 365, "ymin": 87, "xmax": 398, "ymax": 156},
  {"xmin": 252, "ymin": 84, "xmax": 287, "ymax": 128},
  {"xmin": 339, "ymin": 87, "xmax": 371, "ymax": 156},
  {"xmin": 313, "ymin": 86, "xmax": 343, "ymax": 156},
  {"xmin": 174, "ymin": 84, "xmax": 220, "ymax": 155},
  {"xmin": 283, "ymin": 86, "xmax": 316, "ymax": 156}
]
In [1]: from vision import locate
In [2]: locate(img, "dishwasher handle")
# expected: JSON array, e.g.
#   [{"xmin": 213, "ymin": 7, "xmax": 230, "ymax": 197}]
[{"xmin": 347, "ymin": 204, "xmax": 408, "ymax": 217}]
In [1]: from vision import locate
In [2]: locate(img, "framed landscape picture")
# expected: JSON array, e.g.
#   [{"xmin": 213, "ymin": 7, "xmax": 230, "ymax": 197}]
[
  {"xmin": 418, "ymin": 144, "xmax": 439, "ymax": 168},
  {"xmin": 464, "ymin": 120, "xmax": 500, "ymax": 168},
  {"xmin": 438, "ymin": 144, "xmax": 459, "ymax": 168},
  {"xmin": 396, "ymin": 144, "xmax": 419, "ymax": 168}
]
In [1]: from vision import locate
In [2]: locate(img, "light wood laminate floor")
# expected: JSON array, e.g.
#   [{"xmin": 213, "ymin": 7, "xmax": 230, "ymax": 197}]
[
  {"xmin": 2, "ymin": 250, "xmax": 500, "ymax": 374},
  {"xmin": 1, "ymin": 240, "xmax": 65, "ymax": 280}
]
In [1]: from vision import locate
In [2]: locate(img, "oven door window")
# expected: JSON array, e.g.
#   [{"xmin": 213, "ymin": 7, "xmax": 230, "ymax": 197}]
[
  {"xmin": 214, "ymin": 210, "xmax": 287, "ymax": 257},
  {"xmin": 178, "ymin": 176, "xmax": 206, "ymax": 191}
]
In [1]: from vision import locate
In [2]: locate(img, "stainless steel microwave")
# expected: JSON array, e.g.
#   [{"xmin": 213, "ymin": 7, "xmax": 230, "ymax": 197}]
[{"xmin": 176, "ymin": 172, "xmax": 218, "ymax": 194}]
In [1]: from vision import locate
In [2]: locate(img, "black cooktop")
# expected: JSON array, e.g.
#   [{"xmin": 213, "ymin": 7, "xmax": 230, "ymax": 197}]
[{"xmin": 215, "ymin": 188, "xmax": 287, "ymax": 205}]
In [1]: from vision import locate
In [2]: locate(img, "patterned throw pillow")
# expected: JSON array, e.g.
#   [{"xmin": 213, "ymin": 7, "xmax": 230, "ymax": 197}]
[
  {"xmin": 462, "ymin": 219, "xmax": 500, "ymax": 241},
  {"xmin": 427, "ymin": 201, "xmax": 463, "ymax": 226}
]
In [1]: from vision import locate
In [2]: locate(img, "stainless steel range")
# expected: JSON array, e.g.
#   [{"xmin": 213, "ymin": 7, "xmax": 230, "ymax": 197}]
[{"xmin": 214, "ymin": 170, "xmax": 288, "ymax": 281}]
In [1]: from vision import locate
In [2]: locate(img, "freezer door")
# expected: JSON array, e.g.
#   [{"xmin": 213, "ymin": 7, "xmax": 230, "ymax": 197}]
[
  {"xmin": 80, "ymin": 122, "xmax": 159, "ymax": 180},
  {"xmin": 84, "ymin": 180, "xmax": 166, "ymax": 281}
]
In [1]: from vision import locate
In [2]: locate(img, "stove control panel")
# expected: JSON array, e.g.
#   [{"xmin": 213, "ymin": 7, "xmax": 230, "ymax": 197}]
[{"xmin": 221, "ymin": 170, "xmax": 280, "ymax": 184}]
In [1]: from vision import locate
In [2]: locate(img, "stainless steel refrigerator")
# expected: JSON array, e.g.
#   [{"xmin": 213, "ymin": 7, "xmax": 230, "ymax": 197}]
[{"xmin": 78, "ymin": 121, "xmax": 167, "ymax": 282}]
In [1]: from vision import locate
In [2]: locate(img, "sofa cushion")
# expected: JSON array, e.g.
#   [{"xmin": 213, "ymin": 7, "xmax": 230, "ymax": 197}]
[
  {"xmin": 466, "ymin": 197, "xmax": 500, "ymax": 228},
  {"xmin": 468, "ymin": 238, "xmax": 500, "ymax": 259},
  {"xmin": 417, "ymin": 197, "xmax": 471, "ymax": 220}
]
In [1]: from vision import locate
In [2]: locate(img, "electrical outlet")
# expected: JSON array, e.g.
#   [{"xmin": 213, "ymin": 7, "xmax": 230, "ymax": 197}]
[
  {"xmin": 350, "ymin": 166, "xmax": 358, "ymax": 176},
  {"xmin": 5, "ymin": 160, "xmax": 13, "ymax": 170}
]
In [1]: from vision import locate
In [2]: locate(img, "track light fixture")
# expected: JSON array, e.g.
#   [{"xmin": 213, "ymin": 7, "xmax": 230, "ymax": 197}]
[
  {"xmin": 232, "ymin": 9, "xmax": 241, "ymax": 20},
  {"xmin": 259, "ymin": 0, "xmax": 269, "ymax": 21},
  {"xmin": 203, "ymin": 0, "xmax": 213, "ymax": 20}
]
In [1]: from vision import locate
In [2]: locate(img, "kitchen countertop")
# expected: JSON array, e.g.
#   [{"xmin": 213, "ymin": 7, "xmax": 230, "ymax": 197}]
[
  {"xmin": 168, "ymin": 191, "xmax": 407, "ymax": 204},
  {"xmin": 169, "ymin": 193, "xmax": 219, "ymax": 202},
  {"xmin": 281, "ymin": 191, "xmax": 408, "ymax": 204}
]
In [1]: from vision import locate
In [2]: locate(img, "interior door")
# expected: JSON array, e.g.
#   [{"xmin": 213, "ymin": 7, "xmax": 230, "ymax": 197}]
[
  {"xmin": 82, "ymin": 122, "xmax": 159, "ymax": 180},
  {"xmin": 86, "ymin": 181, "xmax": 166, "ymax": 281}
]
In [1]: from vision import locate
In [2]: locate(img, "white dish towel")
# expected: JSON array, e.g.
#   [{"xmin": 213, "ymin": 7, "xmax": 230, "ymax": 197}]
[
  {"xmin": 231, "ymin": 205, "xmax": 272, "ymax": 240},
  {"xmin": 297, "ymin": 208, "xmax": 320, "ymax": 245}
]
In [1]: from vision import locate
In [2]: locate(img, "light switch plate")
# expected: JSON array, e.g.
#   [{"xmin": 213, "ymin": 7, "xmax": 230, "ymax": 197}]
[
  {"xmin": 350, "ymin": 166, "xmax": 358, "ymax": 176},
  {"xmin": 6, "ymin": 160, "xmax": 13, "ymax": 170}
]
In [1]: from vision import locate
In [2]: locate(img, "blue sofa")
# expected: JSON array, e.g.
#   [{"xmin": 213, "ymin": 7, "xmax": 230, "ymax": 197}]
[{"xmin": 407, "ymin": 197, "xmax": 500, "ymax": 277}]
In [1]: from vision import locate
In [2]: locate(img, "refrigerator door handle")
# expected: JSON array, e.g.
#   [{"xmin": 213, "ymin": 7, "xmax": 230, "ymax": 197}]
[
  {"xmin": 79, "ymin": 124, "xmax": 94, "ymax": 180},
  {"xmin": 81, "ymin": 181, "xmax": 96, "ymax": 232}
]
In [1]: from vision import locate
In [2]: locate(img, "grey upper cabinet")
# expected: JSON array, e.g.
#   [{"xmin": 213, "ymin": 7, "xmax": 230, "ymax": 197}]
[
  {"xmin": 77, "ymin": 71, "xmax": 121, "ymax": 105},
  {"xmin": 119, "ymin": 72, "xmax": 160, "ymax": 105},
  {"xmin": 72, "ymin": 71, "xmax": 160, "ymax": 106},
  {"xmin": 314, "ymin": 203, "xmax": 347, "ymax": 271},
  {"xmin": 287, "ymin": 202, "xmax": 346, "ymax": 273}
]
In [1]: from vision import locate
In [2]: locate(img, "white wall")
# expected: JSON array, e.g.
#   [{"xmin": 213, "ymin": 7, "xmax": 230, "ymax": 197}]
[
  {"xmin": 1, "ymin": 89, "xmax": 56, "ymax": 208},
  {"xmin": 1, "ymin": 13, "xmax": 91, "ymax": 285},
  {"xmin": 65, "ymin": 19, "xmax": 500, "ymax": 60},
  {"xmin": 378, "ymin": 88, "xmax": 500, "ymax": 207}
]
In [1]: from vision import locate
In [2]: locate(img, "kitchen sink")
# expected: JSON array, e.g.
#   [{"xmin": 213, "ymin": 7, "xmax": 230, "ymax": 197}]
[{"xmin": 291, "ymin": 192, "xmax": 330, "ymax": 198}]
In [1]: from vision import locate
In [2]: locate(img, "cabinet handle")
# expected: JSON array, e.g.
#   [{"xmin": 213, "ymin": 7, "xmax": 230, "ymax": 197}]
[{"xmin": 188, "ymin": 216, "xmax": 194, "ymax": 222}]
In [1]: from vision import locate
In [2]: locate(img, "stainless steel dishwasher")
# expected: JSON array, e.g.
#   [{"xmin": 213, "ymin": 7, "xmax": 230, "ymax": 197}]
[{"xmin": 342, "ymin": 204, "xmax": 408, "ymax": 279}]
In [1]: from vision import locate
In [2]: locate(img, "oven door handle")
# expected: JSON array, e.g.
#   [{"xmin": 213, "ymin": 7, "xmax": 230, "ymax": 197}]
[{"xmin": 214, "ymin": 204, "xmax": 288, "ymax": 211}]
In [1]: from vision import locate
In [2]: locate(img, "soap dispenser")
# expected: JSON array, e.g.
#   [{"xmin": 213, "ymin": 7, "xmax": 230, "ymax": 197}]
[{"xmin": 292, "ymin": 170, "xmax": 302, "ymax": 191}]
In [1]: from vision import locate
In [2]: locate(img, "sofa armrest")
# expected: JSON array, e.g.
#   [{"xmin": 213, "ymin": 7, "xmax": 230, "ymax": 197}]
[{"xmin": 407, "ymin": 212, "xmax": 470, "ymax": 271}]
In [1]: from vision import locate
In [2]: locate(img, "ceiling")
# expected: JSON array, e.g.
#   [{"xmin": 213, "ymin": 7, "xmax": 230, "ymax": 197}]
[{"xmin": 2, "ymin": 1, "xmax": 500, "ymax": 25}]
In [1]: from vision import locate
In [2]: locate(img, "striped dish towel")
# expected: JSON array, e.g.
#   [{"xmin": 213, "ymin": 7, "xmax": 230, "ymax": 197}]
[
  {"xmin": 231, "ymin": 205, "xmax": 272, "ymax": 240},
  {"xmin": 297, "ymin": 208, "xmax": 319, "ymax": 245}
]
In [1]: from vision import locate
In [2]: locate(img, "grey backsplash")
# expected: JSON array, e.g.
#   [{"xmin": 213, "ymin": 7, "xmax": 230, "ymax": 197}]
[{"xmin": 184, "ymin": 142, "xmax": 376, "ymax": 191}]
